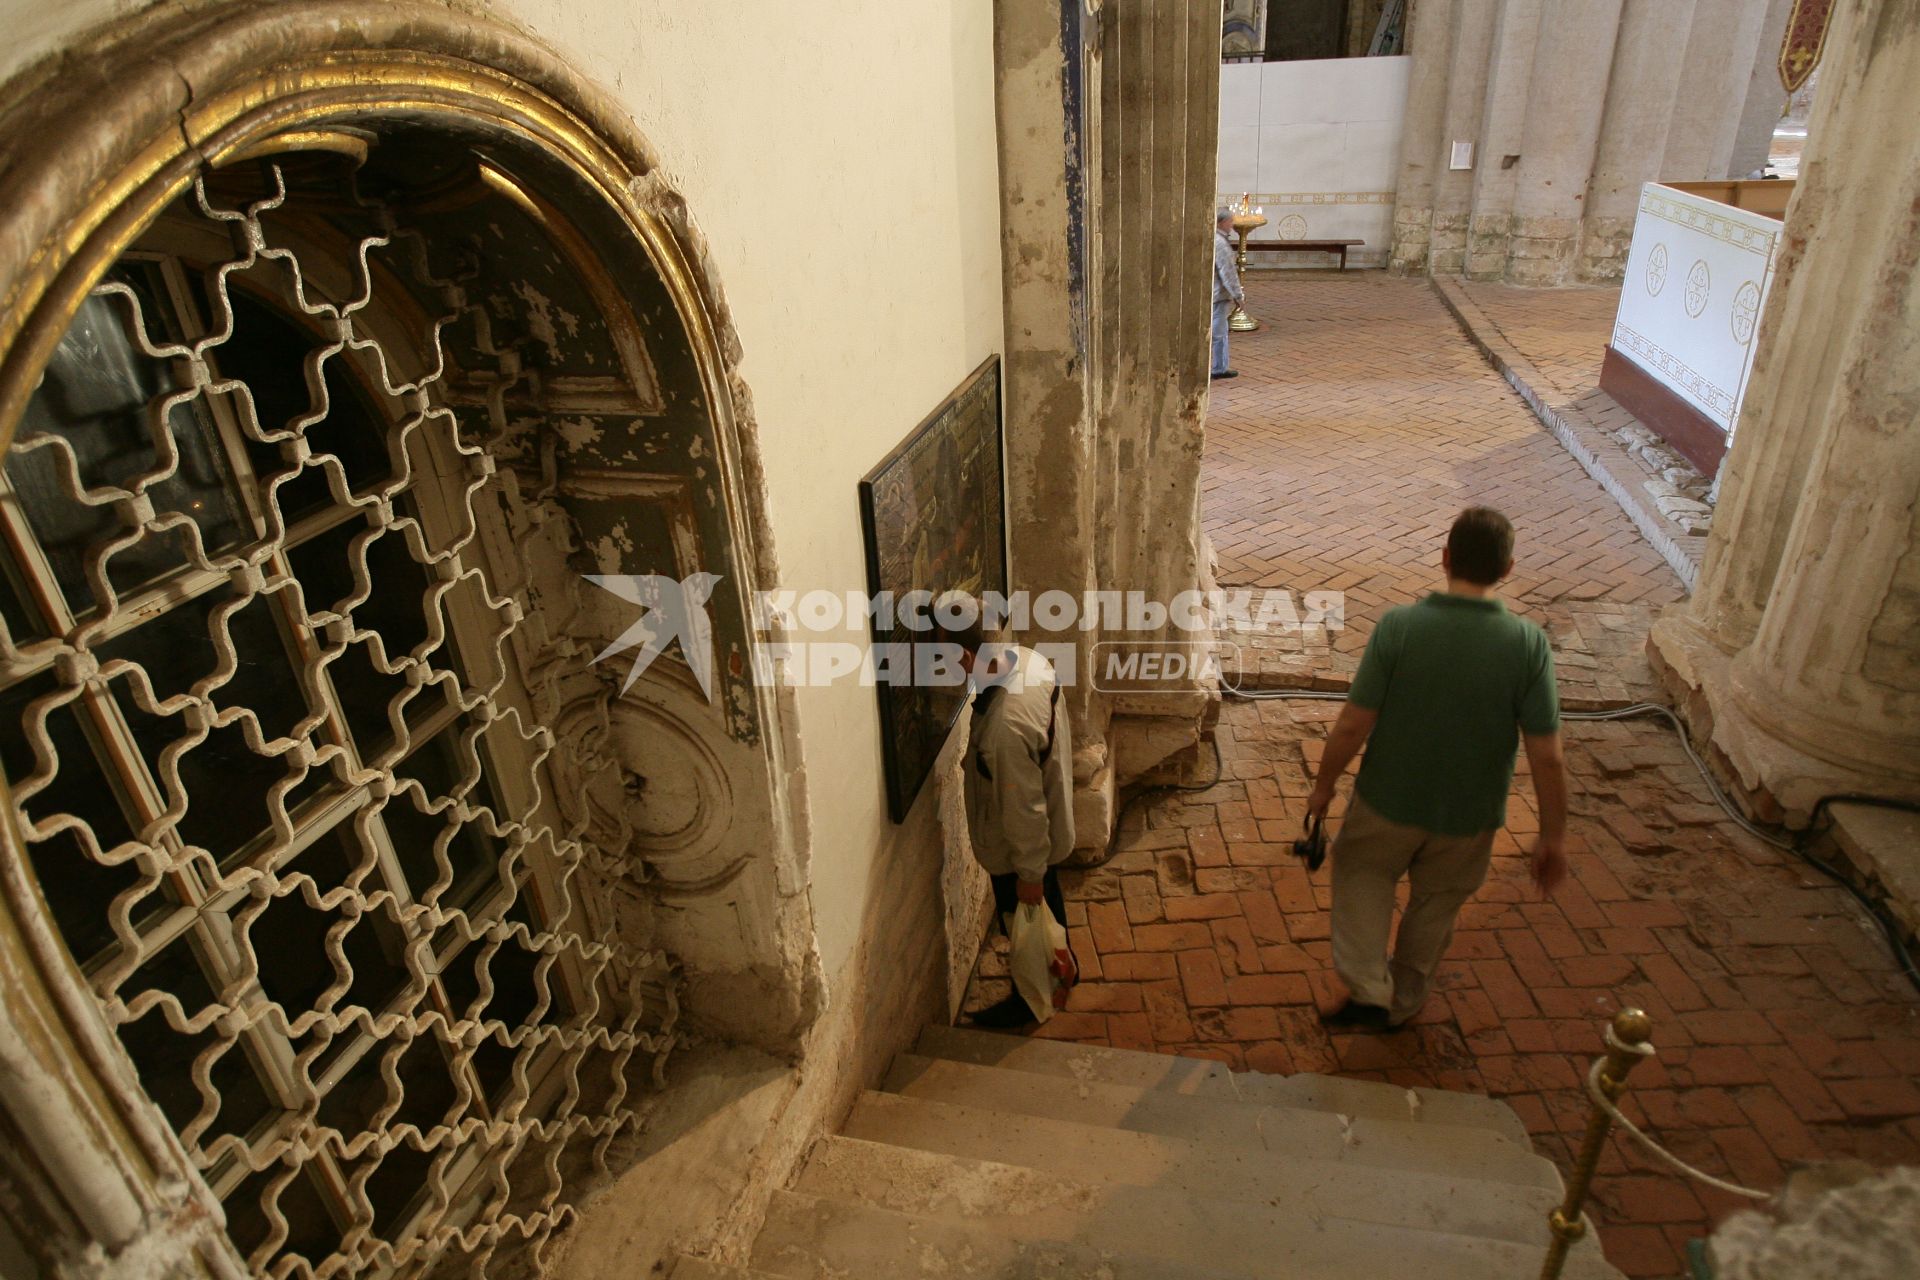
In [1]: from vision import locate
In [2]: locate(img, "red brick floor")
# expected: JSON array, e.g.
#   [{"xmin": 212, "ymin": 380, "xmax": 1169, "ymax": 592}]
[
  {"xmin": 1202, "ymin": 273, "xmax": 1682, "ymax": 689},
  {"xmin": 1452, "ymin": 278, "xmax": 1620, "ymax": 404},
  {"xmin": 962, "ymin": 702, "xmax": 1920, "ymax": 1278},
  {"xmin": 964, "ymin": 271, "xmax": 1920, "ymax": 1278}
]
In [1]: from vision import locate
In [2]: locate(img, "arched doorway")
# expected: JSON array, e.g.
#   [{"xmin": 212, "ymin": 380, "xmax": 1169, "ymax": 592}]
[{"xmin": 0, "ymin": 6, "xmax": 811, "ymax": 1276}]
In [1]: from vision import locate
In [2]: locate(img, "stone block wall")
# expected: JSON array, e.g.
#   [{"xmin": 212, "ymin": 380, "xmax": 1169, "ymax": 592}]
[{"xmin": 1387, "ymin": 0, "xmax": 1798, "ymax": 286}]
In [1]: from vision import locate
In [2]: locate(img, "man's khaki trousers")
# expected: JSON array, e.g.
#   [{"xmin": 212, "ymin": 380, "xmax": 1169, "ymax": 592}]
[{"xmin": 1330, "ymin": 795, "xmax": 1496, "ymax": 1025}]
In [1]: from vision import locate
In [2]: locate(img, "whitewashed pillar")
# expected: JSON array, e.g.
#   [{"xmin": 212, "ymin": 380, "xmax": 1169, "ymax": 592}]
[
  {"xmin": 1578, "ymin": 0, "xmax": 1696, "ymax": 282},
  {"xmin": 1650, "ymin": 0, "xmax": 1920, "ymax": 818},
  {"xmin": 1503, "ymin": 0, "xmax": 1623, "ymax": 284}
]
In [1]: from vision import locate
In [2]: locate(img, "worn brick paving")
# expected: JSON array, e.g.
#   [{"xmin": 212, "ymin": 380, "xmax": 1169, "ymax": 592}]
[
  {"xmin": 1445, "ymin": 275, "xmax": 1716, "ymax": 556},
  {"xmin": 1202, "ymin": 272, "xmax": 1681, "ymax": 698},
  {"xmin": 1451, "ymin": 278, "xmax": 1620, "ymax": 404},
  {"xmin": 962, "ymin": 703, "xmax": 1920, "ymax": 1278},
  {"xmin": 961, "ymin": 272, "xmax": 1920, "ymax": 1278}
]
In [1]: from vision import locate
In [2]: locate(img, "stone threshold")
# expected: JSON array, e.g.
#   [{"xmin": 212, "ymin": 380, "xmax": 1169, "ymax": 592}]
[
  {"xmin": 1811, "ymin": 801, "xmax": 1920, "ymax": 951},
  {"xmin": 1428, "ymin": 276, "xmax": 1707, "ymax": 592}
]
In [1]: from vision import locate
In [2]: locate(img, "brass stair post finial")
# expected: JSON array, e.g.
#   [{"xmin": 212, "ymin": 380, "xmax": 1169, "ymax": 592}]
[{"xmin": 1540, "ymin": 1008, "xmax": 1655, "ymax": 1280}]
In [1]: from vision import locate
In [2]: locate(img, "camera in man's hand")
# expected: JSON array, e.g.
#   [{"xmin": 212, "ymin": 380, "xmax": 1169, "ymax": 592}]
[{"xmin": 1293, "ymin": 814, "xmax": 1327, "ymax": 872}]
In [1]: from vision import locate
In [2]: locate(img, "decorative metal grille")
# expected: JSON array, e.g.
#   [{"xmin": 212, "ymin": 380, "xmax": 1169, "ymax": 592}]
[{"xmin": 0, "ymin": 164, "xmax": 679, "ymax": 1278}]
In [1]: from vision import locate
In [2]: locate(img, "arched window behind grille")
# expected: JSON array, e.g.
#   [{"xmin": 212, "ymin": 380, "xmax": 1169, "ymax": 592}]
[{"xmin": 0, "ymin": 148, "xmax": 679, "ymax": 1277}]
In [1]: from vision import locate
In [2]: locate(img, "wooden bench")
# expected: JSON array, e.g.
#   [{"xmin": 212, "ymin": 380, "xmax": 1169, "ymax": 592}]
[{"xmin": 1243, "ymin": 239, "xmax": 1365, "ymax": 270}]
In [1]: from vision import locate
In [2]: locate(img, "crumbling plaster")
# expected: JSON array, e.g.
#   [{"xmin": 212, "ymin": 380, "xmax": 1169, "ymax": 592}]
[
  {"xmin": 995, "ymin": 0, "xmax": 1222, "ymax": 853},
  {"xmin": 485, "ymin": 0, "xmax": 1006, "ymax": 981}
]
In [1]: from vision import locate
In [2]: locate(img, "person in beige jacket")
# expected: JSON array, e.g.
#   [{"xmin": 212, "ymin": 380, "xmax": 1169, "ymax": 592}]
[{"xmin": 935, "ymin": 593, "xmax": 1077, "ymax": 1028}]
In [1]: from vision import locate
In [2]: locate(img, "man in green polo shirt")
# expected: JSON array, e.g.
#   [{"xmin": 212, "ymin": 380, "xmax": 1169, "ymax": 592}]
[{"xmin": 1304, "ymin": 507, "xmax": 1569, "ymax": 1032}]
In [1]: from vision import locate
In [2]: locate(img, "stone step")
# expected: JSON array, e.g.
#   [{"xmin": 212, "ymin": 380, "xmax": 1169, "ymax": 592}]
[
  {"xmin": 882, "ymin": 1055, "xmax": 1554, "ymax": 1188},
  {"xmin": 824, "ymin": 1095, "xmax": 1598, "ymax": 1253},
  {"xmin": 915, "ymin": 1023, "xmax": 1239, "ymax": 1097},
  {"xmin": 668, "ymin": 1258, "xmax": 783, "ymax": 1280},
  {"xmin": 1231, "ymin": 1067, "xmax": 1532, "ymax": 1146},
  {"xmin": 918, "ymin": 1022, "xmax": 1529, "ymax": 1144},
  {"xmin": 842, "ymin": 1089, "xmax": 1585, "ymax": 1241},
  {"xmin": 805, "ymin": 1130, "xmax": 1594, "ymax": 1254},
  {"xmin": 755, "ymin": 1182, "xmax": 1621, "ymax": 1280},
  {"xmin": 752, "ymin": 1190, "xmax": 1238, "ymax": 1280}
]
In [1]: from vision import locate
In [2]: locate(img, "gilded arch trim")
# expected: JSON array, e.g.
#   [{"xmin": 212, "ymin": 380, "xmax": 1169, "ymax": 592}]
[{"xmin": 0, "ymin": 5, "xmax": 777, "ymax": 592}]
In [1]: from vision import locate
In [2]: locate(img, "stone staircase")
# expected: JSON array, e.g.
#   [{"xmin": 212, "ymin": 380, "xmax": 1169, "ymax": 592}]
[{"xmin": 667, "ymin": 1024, "xmax": 1624, "ymax": 1279}]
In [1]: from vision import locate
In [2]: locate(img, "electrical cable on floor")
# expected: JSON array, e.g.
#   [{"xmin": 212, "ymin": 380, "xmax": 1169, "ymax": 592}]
[{"xmin": 1094, "ymin": 683, "xmax": 1920, "ymax": 994}]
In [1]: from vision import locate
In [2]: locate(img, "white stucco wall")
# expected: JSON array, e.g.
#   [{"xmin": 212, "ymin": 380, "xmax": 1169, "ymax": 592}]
[
  {"xmin": 0, "ymin": 0, "xmax": 1006, "ymax": 982},
  {"xmin": 1217, "ymin": 55, "xmax": 1409, "ymax": 267}
]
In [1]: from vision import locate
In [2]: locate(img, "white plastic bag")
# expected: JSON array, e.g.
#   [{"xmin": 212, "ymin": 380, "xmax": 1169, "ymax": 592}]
[{"xmin": 1007, "ymin": 901, "xmax": 1073, "ymax": 1023}]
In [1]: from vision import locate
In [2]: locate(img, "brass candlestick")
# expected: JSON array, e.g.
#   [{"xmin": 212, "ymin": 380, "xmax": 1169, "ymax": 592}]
[{"xmin": 1228, "ymin": 211, "xmax": 1266, "ymax": 332}]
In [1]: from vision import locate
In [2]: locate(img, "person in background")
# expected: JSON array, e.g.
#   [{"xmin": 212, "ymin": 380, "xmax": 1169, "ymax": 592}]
[
  {"xmin": 1304, "ymin": 507, "xmax": 1569, "ymax": 1033},
  {"xmin": 934, "ymin": 592, "xmax": 1077, "ymax": 1029},
  {"xmin": 1212, "ymin": 208, "xmax": 1244, "ymax": 380}
]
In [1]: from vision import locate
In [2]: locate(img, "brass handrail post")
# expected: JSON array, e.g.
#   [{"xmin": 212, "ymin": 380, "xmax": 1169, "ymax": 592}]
[{"xmin": 1539, "ymin": 1008, "xmax": 1654, "ymax": 1280}]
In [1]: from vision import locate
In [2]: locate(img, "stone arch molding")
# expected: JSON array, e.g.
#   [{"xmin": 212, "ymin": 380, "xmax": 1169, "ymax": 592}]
[{"xmin": 0, "ymin": 2, "xmax": 821, "ymax": 1274}]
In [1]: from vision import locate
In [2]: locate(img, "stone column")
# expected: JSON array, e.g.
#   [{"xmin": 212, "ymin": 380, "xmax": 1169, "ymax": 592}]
[
  {"xmin": 1650, "ymin": 0, "xmax": 1851, "ymax": 667},
  {"xmin": 1660, "ymin": 216, "xmax": 1826, "ymax": 665},
  {"xmin": 1387, "ymin": 0, "xmax": 1456, "ymax": 274},
  {"xmin": 993, "ymin": 0, "xmax": 1106, "ymax": 837},
  {"xmin": 1427, "ymin": 0, "xmax": 1496, "ymax": 274},
  {"xmin": 1504, "ymin": 0, "xmax": 1623, "ymax": 285},
  {"xmin": 1463, "ymin": 0, "xmax": 1542, "ymax": 279},
  {"xmin": 1577, "ymin": 0, "xmax": 1694, "ymax": 282},
  {"xmin": 1663, "ymin": 0, "xmax": 1773, "ymax": 179},
  {"xmin": 1727, "ymin": 0, "xmax": 1795, "ymax": 178},
  {"xmin": 1077, "ymin": 0, "xmax": 1220, "ymax": 844},
  {"xmin": 1650, "ymin": 0, "xmax": 1920, "ymax": 821}
]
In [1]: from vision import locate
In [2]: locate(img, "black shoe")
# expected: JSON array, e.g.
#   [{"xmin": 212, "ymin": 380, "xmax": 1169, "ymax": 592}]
[
  {"xmin": 1210, "ymin": 369, "xmax": 1239, "ymax": 380},
  {"xmin": 1319, "ymin": 1000, "xmax": 1391, "ymax": 1032},
  {"xmin": 967, "ymin": 994, "xmax": 1037, "ymax": 1030}
]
